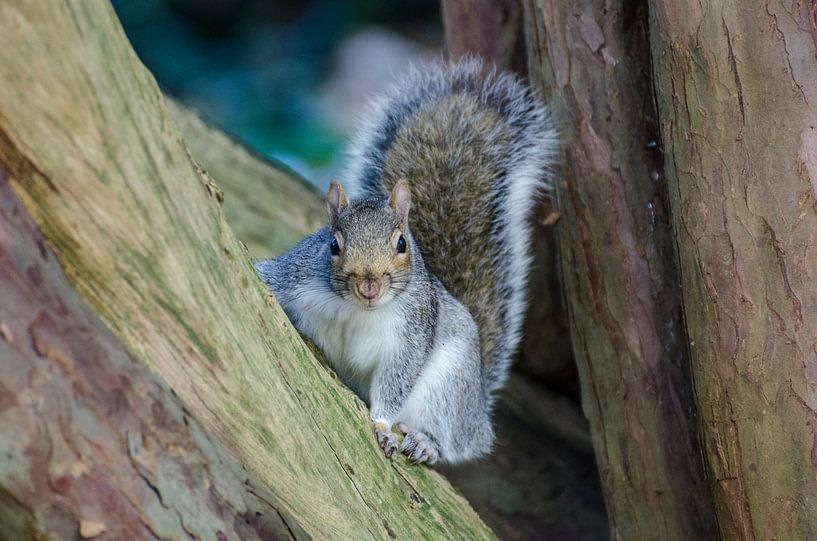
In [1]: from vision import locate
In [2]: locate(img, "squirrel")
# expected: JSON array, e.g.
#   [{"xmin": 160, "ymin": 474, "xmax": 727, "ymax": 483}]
[{"xmin": 255, "ymin": 58, "xmax": 557, "ymax": 464}]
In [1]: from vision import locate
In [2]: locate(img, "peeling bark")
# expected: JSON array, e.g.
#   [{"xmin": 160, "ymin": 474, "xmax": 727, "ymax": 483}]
[
  {"xmin": 0, "ymin": 172, "xmax": 296, "ymax": 540},
  {"xmin": 522, "ymin": 0, "xmax": 717, "ymax": 538},
  {"xmin": 649, "ymin": 1, "xmax": 817, "ymax": 537}
]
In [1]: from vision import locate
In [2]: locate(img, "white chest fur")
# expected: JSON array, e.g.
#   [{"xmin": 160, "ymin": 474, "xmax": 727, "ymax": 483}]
[{"xmin": 285, "ymin": 282, "xmax": 405, "ymax": 400}]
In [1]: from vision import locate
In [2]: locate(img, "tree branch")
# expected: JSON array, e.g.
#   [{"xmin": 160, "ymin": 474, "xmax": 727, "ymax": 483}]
[{"xmin": 0, "ymin": 2, "xmax": 492, "ymax": 538}]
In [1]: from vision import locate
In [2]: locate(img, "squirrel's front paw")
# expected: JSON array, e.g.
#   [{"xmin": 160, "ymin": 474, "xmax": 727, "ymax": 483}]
[
  {"xmin": 372, "ymin": 421, "xmax": 398, "ymax": 458},
  {"xmin": 397, "ymin": 423, "xmax": 439, "ymax": 464}
]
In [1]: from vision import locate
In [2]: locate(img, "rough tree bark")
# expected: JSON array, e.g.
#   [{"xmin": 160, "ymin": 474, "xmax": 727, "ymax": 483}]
[
  {"xmin": 166, "ymin": 101, "xmax": 326, "ymax": 259},
  {"xmin": 0, "ymin": 2, "xmax": 492, "ymax": 539},
  {"xmin": 649, "ymin": 2, "xmax": 817, "ymax": 538},
  {"xmin": 0, "ymin": 173, "xmax": 300, "ymax": 540},
  {"xmin": 521, "ymin": 1, "xmax": 718, "ymax": 538}
]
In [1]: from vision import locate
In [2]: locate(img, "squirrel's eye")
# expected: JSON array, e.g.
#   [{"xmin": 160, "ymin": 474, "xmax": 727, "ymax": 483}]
[
  {"xmin": 396, "ymin": 235, "xmax": 407, "ymax": 254},
  {"xmin": 330, "ymin": 237, "xmax": 340, "ymax": 256}
]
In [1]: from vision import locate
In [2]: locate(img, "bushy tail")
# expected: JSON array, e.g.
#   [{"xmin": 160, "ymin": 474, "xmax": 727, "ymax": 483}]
[{"xmin": 342, "ymin": 57, "xmax": 558, "ymax": 397}]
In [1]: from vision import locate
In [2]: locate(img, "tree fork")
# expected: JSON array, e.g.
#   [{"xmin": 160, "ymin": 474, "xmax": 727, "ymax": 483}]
[{"xmin": 0, "ymin": 2, "xmax": 492, "ymax": 539}]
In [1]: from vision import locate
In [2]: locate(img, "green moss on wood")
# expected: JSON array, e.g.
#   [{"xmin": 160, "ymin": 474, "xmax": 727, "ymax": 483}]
[{"xmin": 0, "ymin": 1, "xmax": 492, "ymax": 539}]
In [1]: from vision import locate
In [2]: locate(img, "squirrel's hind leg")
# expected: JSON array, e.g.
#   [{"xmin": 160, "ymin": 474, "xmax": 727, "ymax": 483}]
[{"xmin": 397, "ymin": 423, "xmax": 439, "ymax": 464}]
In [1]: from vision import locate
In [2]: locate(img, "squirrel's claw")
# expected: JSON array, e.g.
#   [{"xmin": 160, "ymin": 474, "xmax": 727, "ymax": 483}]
[
  {"xmin": 397, "ymin": 423, "xmax": 439, "ymax": 465},
  {"xmin": 373, "ymin": 422, "xmax": 399, "ymax": 459}
]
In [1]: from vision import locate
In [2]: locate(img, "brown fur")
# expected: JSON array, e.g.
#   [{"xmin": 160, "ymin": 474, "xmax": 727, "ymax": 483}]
[
  {"xmin": 329, "ymin": 190, "xmax": 412, "ymax": 308},
  {"xmin": 378, "ymin": 92, "xmax": 509, "ymax": 369}
]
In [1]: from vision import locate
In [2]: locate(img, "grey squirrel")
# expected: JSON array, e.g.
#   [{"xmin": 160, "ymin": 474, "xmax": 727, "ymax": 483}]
[{"xmin": 255, "ymin": 58, "xmax": 557, "ymax": 464}]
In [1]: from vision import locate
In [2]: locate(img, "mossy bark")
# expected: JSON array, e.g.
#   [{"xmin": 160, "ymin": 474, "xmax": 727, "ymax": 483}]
[
  {"xmin": 521, "ymin": 1, "xmax": 717, "ymax": 538},
  {"xmin": 649, "ymin": 2, "xmax": 817, "ymax": 538},
  {"xmin": 0, "ymin": 2, "xmax": 492, "ymax": 539},
  {"xmin": 0, "ymin": 174, "xmax": 297, "ymax": 540},
  {"xmin": 166, "ymin": 101, "xmax": 326, "ymax": 258}
]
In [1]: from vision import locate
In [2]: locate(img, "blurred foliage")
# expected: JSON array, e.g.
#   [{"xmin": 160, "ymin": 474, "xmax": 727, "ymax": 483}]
[{"xmin": 113, "ymin": 0, "xmax": 441, "ymax": 175}]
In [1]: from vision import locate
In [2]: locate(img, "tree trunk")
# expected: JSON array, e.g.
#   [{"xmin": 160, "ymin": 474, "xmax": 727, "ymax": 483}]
[
  {"xmin": 521, "ymin": 1, "xmax": 718, "ymax": 538},
  {"xmin": 0, "ymin": 173, "xmax": 299, "ymax": 540},
  {"xmin": 165, "ymin": 101, "xmax": 326, "ymax": 258},
  {"xmin": 0, "ymin": 2, "xmax": 492, "ymax": 539},
  {"xmin": 649, "ymin": 2, "xmax": 817, "ymax": 538},
  {"xmin": 442, "ymin": 0, "xmax": 529, "ymax": 78}
]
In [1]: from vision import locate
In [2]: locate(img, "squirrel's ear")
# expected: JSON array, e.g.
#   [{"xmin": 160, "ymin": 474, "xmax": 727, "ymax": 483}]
[
  {"xmin": 390, "ymin": 179, "xmax": 411, "ymax": 230},
  {"xmin": 327, "ymin": 181, "xmax": 348, "ymax": 226}
]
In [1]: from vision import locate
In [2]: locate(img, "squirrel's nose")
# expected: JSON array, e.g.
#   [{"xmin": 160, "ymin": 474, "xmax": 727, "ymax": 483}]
[{"xmin": 357, "ymin": 278, "xmax": 380, "ymax": 300}]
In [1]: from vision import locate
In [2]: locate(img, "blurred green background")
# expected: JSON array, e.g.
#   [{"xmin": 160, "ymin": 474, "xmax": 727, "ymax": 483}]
[{"xmin": 113, "ymin": 0, "xmax": 443, "ymax": 188}]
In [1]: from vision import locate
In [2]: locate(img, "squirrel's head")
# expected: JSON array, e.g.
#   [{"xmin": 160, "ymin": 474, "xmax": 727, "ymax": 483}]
[{"xmin": 326, "ymin": 179, "xmax": 412, "ymax": 310}]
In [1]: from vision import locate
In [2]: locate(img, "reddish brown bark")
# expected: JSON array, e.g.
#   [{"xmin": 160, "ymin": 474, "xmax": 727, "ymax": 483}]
[
  {"xmin": 649, "ymin": 1, "xmax": 817, "ymax": 537},
  {"xmin": 442, "ymin": 0, "xmax": 529, "ymax": 76},
  {"xmin": 0, "ymin": 172, "xmax": 294, "ymax": 540},
  {"xmin": 522, "ymin": 0, "xmax": 717, "ymax": 537}
]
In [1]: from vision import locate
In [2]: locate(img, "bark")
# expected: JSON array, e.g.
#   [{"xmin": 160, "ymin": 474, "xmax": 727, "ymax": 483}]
[
  {"xmin": 166, "ymin": 101, "xmax": 326, "ymax": 258},
  {"xmin": 0, "ymin": 173, "xmax": 297, "ymax": 540},
  {"xmin": 649, "ymin": 2, "xmax": 817, "ymax": 538},
  {"xmin": 442, "ymin": 0, "xmax": 529, "ymax": 77},
  {"xmin": 521, "ymin": 0, "xmax": 717, "ymax": 538},
  {"xmin": 0, "ymin": 2, "xmax": 492, "ymax": 539}
]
